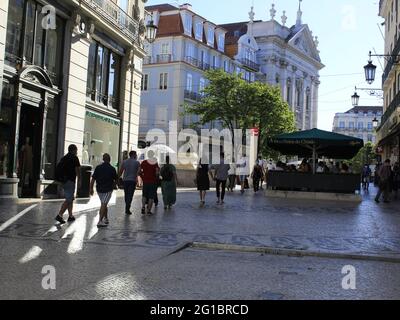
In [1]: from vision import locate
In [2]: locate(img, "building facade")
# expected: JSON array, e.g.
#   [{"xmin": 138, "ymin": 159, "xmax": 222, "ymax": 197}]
[
  {"xmin": 0, "ymin": 0, "xmax": 146, "ymax": 198},
  {"xmin": 376, "ymin": 0, "xmax": 400, "ymax": 163},
  {"xmin": 333, "ymin": 106, "xmax": 383, "ymax": 144},
  {"xmin": 221, "ymin": 4, "xmax": 324, "ymax": 130},
  {"xmin": 139, "ymin": 3, "xmax": 260, "ymax": 142},
  {"xmin": 139, "ymin": 2, "xmax": 324, "ymax": 143}
]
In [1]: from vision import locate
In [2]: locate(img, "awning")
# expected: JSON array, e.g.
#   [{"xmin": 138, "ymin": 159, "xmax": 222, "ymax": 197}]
[
  {"xmin": 267, "ymin": 128, "xmax": 364, "ymax": 159},
  {"xmin": 377, "ymin": 123, "xmax": 400, "ymax": 148}
]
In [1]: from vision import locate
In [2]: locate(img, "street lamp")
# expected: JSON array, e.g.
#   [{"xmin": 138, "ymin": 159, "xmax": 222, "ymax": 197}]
[
  {"xmin": 351, "ymin": 91, "xmax": 360, "ymax": 107},
  {"xmin": 145, "ymin": 17, "xmax": 158, "ymax": 43},
  {"xmin": 364, "ymin": 52, "xmax": 377, "ymax": 85},
  {"xmin": 372, "ymin": 117, "xmax": 379, "ymax": 129}
]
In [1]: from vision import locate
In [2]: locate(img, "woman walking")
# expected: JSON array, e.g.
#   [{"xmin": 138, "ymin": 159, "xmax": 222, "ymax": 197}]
[
  {"xmin": 160, "ymin": 156, "xmax": 177, "ymax": 210},
  {"xmin": 196, "ymin": 160, "xmax": 210, "ymax": 207}
]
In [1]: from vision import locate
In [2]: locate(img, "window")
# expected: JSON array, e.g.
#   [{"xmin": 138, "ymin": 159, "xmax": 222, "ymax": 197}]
[
  {"xmin": 368, "ymin": 122, "xmax": 373, "ymax": 130},
  {"xmin": 161, "ymin": 43, "xmax": 170, "ymax": 54},
  {"xmin": 0, "ymin": 83, "xmax": 15, "ymax": 178},
  {"xmin": 87, "ymin": 41, "xmax": 121, "ymax": 110},
  {"xmin": 186, "ymin": 42, "xmax": 194, "ymax": 57},
  {"xmin": 368, "ymin": 135, "xmax": 373, "ymax": 142},
  {"xmin": 199, "ymin": 78, "xmax": 206, "ymax": 95},
  {"xmin": 358, "ymin": 122, "xmax": 364, "ymax": 129},
  {"xmin": 5, "ymin": 0, "xmax": 64, "ymax": 84},
  {"xmin": 159, "ymin": 73, "xmax": 168, "ymax": 90},
  {"xmin": 5, "ymin": 0, "xmax": 25, "ymax": 65},
  {"xmin": 186, "ymin": 73, "xmax": 193, "ymax": 91},
  {"xmin": 141, "ymin": 74, "xmax": 149, "ymax": 91},
  {"xmin": 218, "ymin": 34, "xmax": 225, "ymax": 52},
  {"xmin": 224, "ymin": 60, "xmax": 229, "ymax": 72},
  {"xmin": 195, "ymin": 21, "xmax": 203, "ymax": 40},
  {"xmin": 140, "ymin": 107, "xmax": 148, "ymax": 126},
  {"xmin": 212, "ymin": 56, "xmax": 216, "ymax": 68},
  {"xmin": 131, "ymin": 0, "xmax": 140, "ymax": 20},
  {"xmin": 207, "ymin": 27, "xmax": 215, "ymax": 46},
  {"xmin": 349, "ymin": 122, "xmax": 354, "ymax": 129},
  {"xmin": 155, "ymin": 106, "xmax": 168, "ymax": 128},
  {"xmin": 339, "ymin": 121, "xmax": 345, "ymax": 129},
  {"xmin": 184, "ymin": 15, "xmax": 192, "ymax": 36}
]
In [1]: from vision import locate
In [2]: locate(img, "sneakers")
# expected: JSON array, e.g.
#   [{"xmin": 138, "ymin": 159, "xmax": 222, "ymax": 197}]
[
  {"xmin": 55, "ymin": 215, "xmax": 66, "ymax": 225},
  {"xmin": 126, "ymin": 210, "xmax": 132, "ymax": 215},
  {"xmin": 141, "ymin": 207, "xmax": 146, "ymax": 215},
  {"xmin": 216, "ymin": 199, "xmax": 221, "ymax": 205},
  {"xmin": 104, "ymin": 218, "xmax": 110, "ymax": 225},
  {"xmin": 67, "ymin": 216, "xmax": 76, "ymax": 222},
  {"xmin": 97, "ymin": 221, "xmax": 108, "ymax": 228}
]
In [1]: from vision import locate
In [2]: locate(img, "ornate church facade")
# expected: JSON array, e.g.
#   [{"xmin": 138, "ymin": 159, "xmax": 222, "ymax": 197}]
[{"xmin": 221, "ymin": 2, "xmax": 324, "ymax": 130}]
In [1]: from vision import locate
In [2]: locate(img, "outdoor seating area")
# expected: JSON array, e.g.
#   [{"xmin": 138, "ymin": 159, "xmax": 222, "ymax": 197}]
[{"xmin": 267, "ymin": 129, "xmax": 364, "ymax": 196}]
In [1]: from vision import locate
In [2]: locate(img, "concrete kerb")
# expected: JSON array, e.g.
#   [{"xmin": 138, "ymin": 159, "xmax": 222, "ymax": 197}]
[
  {"xmin": 265, "ymin": 190, "xmax": 363, "ymax": 203},
  {"xmin": 190, "ymin": 242, "xmax": 400, "ymax": 264}
]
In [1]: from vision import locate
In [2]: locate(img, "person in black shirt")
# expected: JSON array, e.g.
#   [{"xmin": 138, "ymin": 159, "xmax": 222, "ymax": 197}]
[
  {"xmin": 90, "ymin": 153, "xmax": 117, "ymax": 228},
  {"xmin": 55, "ymin": 144, "xmax": 81, "ymax": 225}
]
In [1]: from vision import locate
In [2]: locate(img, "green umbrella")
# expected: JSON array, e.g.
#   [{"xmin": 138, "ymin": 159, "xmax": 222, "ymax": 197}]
[{"xmin": 267, "ymin": 129, "xmax": 364, "ymax": 173}]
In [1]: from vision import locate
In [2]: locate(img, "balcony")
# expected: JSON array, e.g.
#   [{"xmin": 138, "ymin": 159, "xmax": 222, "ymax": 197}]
[
  {"xmin": 184, "ymin": 56, "xmax": 211, "ymax": 71},
  {"xmin": 81, "ymin": 0, "xmax": 140, "ymax": 45},
  {"xmin": 184, "ymin": 90, "xmax": 203, "ymax": 102},
  {"xmin": 143, "ymin": 56, "xmax": 152, "ymax": 64},
  {"xmin": 382, "ymin": 37, "xmax": 400, "ymax": 84},
  {"xmin": 381, "ymin": 89, "xmax": 400, "ymax": 127},
  {"xmin": 156, "ymin": 54, "xmax": 172, "ymax": 63},
  {"xmin": 238, "ymin": 58, "xmax": 260, "ymax": 72}
]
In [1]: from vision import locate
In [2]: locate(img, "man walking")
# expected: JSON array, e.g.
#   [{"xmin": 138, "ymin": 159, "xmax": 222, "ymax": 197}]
[
  {"xmin": 140, "ymin": 150, "xmax": 160, "ymax": 215},
  {"xmin": 211, "ymin": 153, "xmax": 231, "ymax": 205},
  {"xmin": 119, "ymin": 151, "xmax": 140, "ymax": 215},
  {"xmin": 90, "ymin": 154, "xmax": 118, "ymax": 228},
  {"xmin": 55, "ymin": 144, "xmax": 81, "ymax": 225},
  {"xmin": 375, "ymin": 159, "xmax": 392, "ymax": 204}
]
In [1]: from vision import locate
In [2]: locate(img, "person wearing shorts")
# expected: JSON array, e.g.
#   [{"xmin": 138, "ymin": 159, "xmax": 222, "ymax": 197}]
[
  {"xmin": 90, "ymin": 153, "xmax": 117, "ymax": 228},
  {"xmin": 55, "ymin": 144, "xmax": 81, "ymax": 225},
  {"xmin": 139, "ymin": 150, "xmax": 160, "ymax": 215}
]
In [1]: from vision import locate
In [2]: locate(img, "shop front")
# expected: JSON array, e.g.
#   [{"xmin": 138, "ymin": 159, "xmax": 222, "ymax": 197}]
[
  {"xmin": 0, "ymin": 0, "xmax": 65, "ymax": 198},
  {"xmin": 83, "ymin": 110, "xmax": 121, "ymax": 169}
]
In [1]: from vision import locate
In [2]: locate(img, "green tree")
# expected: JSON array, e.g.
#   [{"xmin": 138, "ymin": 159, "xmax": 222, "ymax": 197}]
[
  {"xmin": 349, "ymin": 142, "xmax": 377, "ymax": 173},
  {"xmin": 183, "ymin": 69, "xmax": 295, "ymax": 158}
]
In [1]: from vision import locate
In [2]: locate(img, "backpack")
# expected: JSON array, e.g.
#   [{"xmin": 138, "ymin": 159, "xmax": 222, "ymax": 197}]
[
  {"xmin": 55, "ymin": 157, "xmax": 67, "ymax": 183},
  {"xmin": 161, "ymin": 165, "xmax": 174, "ymax": 182}
]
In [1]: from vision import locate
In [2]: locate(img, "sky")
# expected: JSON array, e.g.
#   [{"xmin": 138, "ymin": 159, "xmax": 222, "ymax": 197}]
[{"xmin": 146, "ymin": 0, "xmax": 385, "ymax": 131}]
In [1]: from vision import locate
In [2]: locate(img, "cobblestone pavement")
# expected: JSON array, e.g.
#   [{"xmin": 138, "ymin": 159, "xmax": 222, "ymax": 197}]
[{"xmin": 0, "ymin": 186, "xmax": 400, "ymax": 299}]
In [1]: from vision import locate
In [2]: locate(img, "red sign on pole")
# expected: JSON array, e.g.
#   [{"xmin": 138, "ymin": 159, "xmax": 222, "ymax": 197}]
[{"xmin": 252, "ymin": 128, "xmax": 259, "ymax": 136}]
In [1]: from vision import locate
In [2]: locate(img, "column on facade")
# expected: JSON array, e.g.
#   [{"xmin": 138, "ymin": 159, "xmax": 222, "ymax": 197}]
[
  {"xmin": 0, "ymin": 0, "xmax": 9, "ymax": 96},
  {"xmin": 63, "ymin": 31, "xmax": 91, "ymax": 158},
  {"xmin": 302, "ymin": 79, "xmax": 308, "ymax": 130},
  {"xmin": 309, "ymin": 77, "xmax": 315, "ymax": 129},
  {"xmin": 312, "ymin": 79, "xmax": 320, "ymax": 129}
]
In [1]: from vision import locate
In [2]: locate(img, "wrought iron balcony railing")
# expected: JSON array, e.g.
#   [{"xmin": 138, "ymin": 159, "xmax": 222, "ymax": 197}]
[
  {"xmin": 184, "ymin": 90, "xmax": 203, "ymax": 102},
  {"xmin": 238, "ymin": 58, "xmax": 260, "ymax": 72},
  {"xmin": 381, "ymin": 89, "xmax": 400, "ymax": 126},
  {"xmin": 156, "ymin": 54, "xmax": 172, "ymax": 63},
  {"xmin": 81, "ymin": 0, "xmax": 140, "ymax": 45},
  {"xmin": 382, "ymin": 36, "xmax": 400, "ymax": 84}
]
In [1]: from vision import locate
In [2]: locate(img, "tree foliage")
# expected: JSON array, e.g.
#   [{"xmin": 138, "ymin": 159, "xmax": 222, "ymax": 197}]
[
  {"xmin": 349, "ymin": 142, "xmax": 377, "ymax": 173},
  {"xmin": 183, "ymin": 69, "xmax": 296, "ymax": 158}
]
